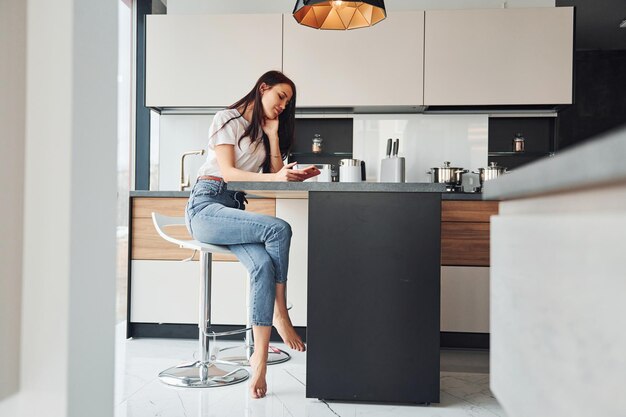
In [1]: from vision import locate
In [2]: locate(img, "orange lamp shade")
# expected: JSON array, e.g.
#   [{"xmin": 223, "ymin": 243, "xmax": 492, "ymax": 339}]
[{"xmin": 293, "ymin": 0, "xmax": 386, "ymax": 30}]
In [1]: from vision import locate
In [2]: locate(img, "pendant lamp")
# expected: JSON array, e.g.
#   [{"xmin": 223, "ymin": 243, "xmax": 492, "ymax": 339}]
[{"xmin": 293, "ymin": 0, "xmax": 386, "ymax": 30}]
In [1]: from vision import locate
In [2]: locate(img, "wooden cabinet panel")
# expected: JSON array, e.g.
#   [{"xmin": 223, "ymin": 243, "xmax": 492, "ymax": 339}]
[
  {"xmin": 441, "ymin": 200, "xmax": 497, "ymax": 267},
  {"xmin": 131, "ymin": 197, "xmax": 276, "ymax": 261},
  {"xmin": 441, "ymin": 222, "xmax": 490, "ymax": 267},
  {"xmin": 132, "ymin": 197, "xmax": 276, "ymax": 218},
  {"xmin": 442, "ymin": 201, "xmax": 499, "ymax": 222},
  {"xmin": 132, "ymin": 218, "xmax": 207, "ymax": 261},
  {"xmin": 132, "ymin": 197, "xmax": 186, "ymax": 218}
]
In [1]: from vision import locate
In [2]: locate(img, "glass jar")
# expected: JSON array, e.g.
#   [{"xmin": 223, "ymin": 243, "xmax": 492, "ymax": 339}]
[
  {"xmin": 513, "ymin": 132, "xmax": 525, "ymax": 153},
  {"xmin": 312, "ymin": 134, "xmax": 323, "ymax": 154}
]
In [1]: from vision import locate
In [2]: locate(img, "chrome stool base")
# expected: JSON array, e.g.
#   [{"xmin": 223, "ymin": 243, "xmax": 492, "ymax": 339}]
[
  {"xmin": 158, "ymin": 361, "xmax": 249, "ymax": 388},
  {"xmin": 217, "ymin": 344, "xmax": 291, "ymax": 366}
]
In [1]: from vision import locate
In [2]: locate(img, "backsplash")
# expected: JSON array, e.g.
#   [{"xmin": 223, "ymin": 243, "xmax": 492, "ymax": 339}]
[
  {"xmin": 155, "ymin": 113, "xmax": 488, "ymax": 189},
  {"xmin": 157, "ymin": 114, "xmax": 214, "ymax": 191},
  {"xmin": 353, "ymin": 114, "xmax": 488, "ymax": 182},
  {"xmin": 488, "ymin": 116, "xmax": 556, "ymax": 170},
  {"xmin": 288, "ymin": 117, "xmax": 353, "ymax": 171},
  {"xmin": 292, "ymin": 118, "xmax": 353, "ymax": 154}
]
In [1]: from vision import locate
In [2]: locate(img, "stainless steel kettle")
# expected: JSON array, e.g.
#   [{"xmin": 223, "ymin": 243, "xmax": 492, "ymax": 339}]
[{"xmin": 339, "ymin": 159, "xmax": 362, "ymax": 182}]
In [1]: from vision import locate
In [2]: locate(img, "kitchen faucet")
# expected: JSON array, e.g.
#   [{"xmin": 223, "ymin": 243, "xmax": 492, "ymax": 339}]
[{"xmin": 180, "ymin": 149, "xmax": 205, "ymax": 191}]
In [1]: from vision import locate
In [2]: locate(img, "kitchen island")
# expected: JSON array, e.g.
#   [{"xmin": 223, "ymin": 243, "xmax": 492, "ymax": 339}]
[
  {"xmin": 483, "ymin": 126, "xmax": 626, "ymax": 417},
  {"xmin": 230, "ymin": 182, "xmax": 444, "ymax": 404}
]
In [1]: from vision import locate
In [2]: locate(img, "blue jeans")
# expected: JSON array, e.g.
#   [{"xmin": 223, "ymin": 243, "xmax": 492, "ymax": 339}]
[{"xmin": 185, "ymin": 179, "xmax": 292, "ymax": 327}]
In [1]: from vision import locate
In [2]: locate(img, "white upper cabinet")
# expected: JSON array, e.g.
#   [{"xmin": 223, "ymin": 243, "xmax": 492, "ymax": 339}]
[
  {"xmin": 283, "ymin": 11, "xmax": 425, "ymax": 108},
  {"xmin": 145, "ymin": 14, "xmax": 283, "ymax": 108},
  {"xmin": 146, "ymin": 9, "xmax": 573, "ymax": 108},
  {"xmin": 424, "ymin": 7, "xmax": 574, "ymax": 106}
]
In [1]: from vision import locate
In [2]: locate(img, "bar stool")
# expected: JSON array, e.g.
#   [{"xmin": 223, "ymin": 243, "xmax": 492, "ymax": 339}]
[{"xmin": 151, "ymin": 213, "xmax": 290, "ymax": 388}]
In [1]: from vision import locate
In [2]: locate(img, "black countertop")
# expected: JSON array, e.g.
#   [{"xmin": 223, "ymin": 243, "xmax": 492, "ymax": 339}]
[{"xmin": 441, "ymin": 192, "xmax": 485, "ymax": 201}]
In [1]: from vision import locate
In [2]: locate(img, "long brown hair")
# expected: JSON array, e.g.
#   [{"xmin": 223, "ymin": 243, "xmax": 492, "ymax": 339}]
[{"xmin": 214, "ymin": 71, "xmax": 297, "ymax": 173}]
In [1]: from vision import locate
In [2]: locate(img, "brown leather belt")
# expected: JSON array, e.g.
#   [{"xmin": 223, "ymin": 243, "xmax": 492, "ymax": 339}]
[{"xmin": 197, "ymin": 175, "xmax": 223, "ymax": 182}]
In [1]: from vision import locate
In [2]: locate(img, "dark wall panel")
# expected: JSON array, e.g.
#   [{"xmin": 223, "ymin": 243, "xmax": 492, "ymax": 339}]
[{"xmin": 558, "ymin": 50, "xmax": 626, "ymax": 150}]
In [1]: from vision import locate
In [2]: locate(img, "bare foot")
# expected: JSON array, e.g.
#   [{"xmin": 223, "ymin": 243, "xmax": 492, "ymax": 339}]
[
  {"xmin": 248, "ymin": 351, "xmax": 268, "ymax": 399},
  {"xmin": 273, "ymin": 313, "xmax": 306, "ymax": 352}
]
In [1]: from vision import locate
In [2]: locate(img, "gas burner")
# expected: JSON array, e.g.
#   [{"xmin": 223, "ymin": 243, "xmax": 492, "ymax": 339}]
[{"xmin": 443, "ymin": 183, "xmax": 463, "ymax": 192}]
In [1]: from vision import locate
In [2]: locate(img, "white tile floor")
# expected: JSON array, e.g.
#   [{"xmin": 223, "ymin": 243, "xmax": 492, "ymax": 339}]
[{"xmin": 114, "ymin": 324, "xmax": 506, "ymax": 417}]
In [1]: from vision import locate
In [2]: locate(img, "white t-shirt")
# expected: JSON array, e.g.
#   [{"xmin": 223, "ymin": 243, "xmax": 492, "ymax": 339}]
[{"xmin": 197, "ymin": 109, "xmax": 266, "ymax": 178}]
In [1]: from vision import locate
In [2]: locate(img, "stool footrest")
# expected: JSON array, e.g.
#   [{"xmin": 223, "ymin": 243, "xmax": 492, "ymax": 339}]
[
  {"xmin": 204, "ymin": 326, "xmax": 252, "ymax": 338},
  {"xmin": 158, "ymin": 361, "xmax": 248, "ymax": 388},
  {"xmin": 216, "ymin": 344, "xmax": 291, "ymax": 367}
]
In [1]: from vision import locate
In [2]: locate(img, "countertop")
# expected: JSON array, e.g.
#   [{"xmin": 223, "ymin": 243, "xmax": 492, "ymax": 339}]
[
  {"xmin": 483, "ymin": 125, "xmax": 626, "ymax": 200},
  {"xmin": 228, "ymin": 181, "xmax": 446, "ymax": 198},
  {"xmin": 131, "ymin": 182, "xmax": 444, "ymax": 198},
  {"xmin": 131, "ymin": 190, "xmax": 191, "ymax": 198},
  {"xmin": 130, "ymin": 183, "xmax": 489, "ymax": 200}
]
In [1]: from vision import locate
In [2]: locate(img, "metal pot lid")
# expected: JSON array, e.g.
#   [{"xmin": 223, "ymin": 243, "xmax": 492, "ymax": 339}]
[
  {"xmin": 478, "ymin": 162, "xmax": 507, "ymax": 171},
  {"xmin": 432, "ymin": 161, "xmax": 463, "ymax": 170}
]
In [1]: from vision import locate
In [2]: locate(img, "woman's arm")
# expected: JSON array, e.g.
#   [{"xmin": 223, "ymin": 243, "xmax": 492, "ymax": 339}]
[
  {"xmin": 215, "ymin": 144, "xmax": 303, "ymax": 182},
  {"xmin": 263, "ymin": 117, "xmax": 285, "ymax": 174},
  {"xmin": 268, "ymin": 133, "xmax": 285, "ymax": 174}
]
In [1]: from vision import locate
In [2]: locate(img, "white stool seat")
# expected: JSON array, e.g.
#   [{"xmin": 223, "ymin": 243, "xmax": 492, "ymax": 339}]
[{"xmin": 152, "ymin": 213, "xmax": 233, "ymax": 254}]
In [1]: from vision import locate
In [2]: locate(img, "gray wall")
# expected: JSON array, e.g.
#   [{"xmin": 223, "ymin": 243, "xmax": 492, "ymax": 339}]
[{"xmin": 0, "ymin": 0, "xmax": 26, "ymax": 401}]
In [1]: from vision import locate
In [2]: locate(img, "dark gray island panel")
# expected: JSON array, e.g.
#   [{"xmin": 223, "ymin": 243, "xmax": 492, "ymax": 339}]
[{"xmin": 306, "ymin": 191, "xmax": 441, "ymax": 404}]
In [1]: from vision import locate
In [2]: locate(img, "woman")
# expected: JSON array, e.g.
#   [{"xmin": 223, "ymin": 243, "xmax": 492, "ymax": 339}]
[{"xmin": 185, "ymin": 70, "xmax": 316, "ymax": 399}]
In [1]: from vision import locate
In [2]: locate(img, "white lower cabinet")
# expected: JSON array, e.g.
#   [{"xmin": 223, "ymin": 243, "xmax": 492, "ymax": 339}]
[
  {"xmin": 275, "ymin": 198, "xmax": 309, "ymax": 327},
  {"xmin": 441, "ymin": 266, "xmax": 490, "ymax": 333},
  {"xmin": 131, "ymin": 260, "xmax": 248, "ymax": 325}
]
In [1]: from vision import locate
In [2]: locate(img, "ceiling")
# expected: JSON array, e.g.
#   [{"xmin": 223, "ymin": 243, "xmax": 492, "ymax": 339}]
[{"xmin": 557, "ymin": 0, "xmax": 626, "ymax": 50}]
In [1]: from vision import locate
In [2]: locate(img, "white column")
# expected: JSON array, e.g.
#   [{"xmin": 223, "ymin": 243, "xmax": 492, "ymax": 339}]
[
  {"xmin": 490, "ymin": 186, "xmax": 626, "ymax": 417},
  {"xmin": 0, "ymin": 0, "xmax": 118, "ymax": 415},
  {"xmin": 0, "ymin": 0, "xmax": 26, "ymax": 401}
]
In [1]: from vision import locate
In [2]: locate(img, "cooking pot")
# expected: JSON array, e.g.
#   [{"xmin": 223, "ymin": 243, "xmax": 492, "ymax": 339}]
[
  {"xmin": 428, "ymin": 161, "xmax": 467, "ymax": 185},
  {"xmin": 476, "ymin": 162, "xmax": 508, "ymax": 184}
]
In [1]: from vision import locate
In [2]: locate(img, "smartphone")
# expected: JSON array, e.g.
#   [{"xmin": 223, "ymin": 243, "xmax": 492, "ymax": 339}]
[{"xmin": 296, "ymin": 164, "xmax": 321, "ymax": 180}]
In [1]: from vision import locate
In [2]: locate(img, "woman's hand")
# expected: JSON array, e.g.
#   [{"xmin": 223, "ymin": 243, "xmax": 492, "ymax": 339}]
[
  {"xmin": 262, "ymin": 116, "xmax": 279, "ymax": 138},
  {"xmin": 273, "ymin": 162, "xmax": 306, "ymax": 182}
]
